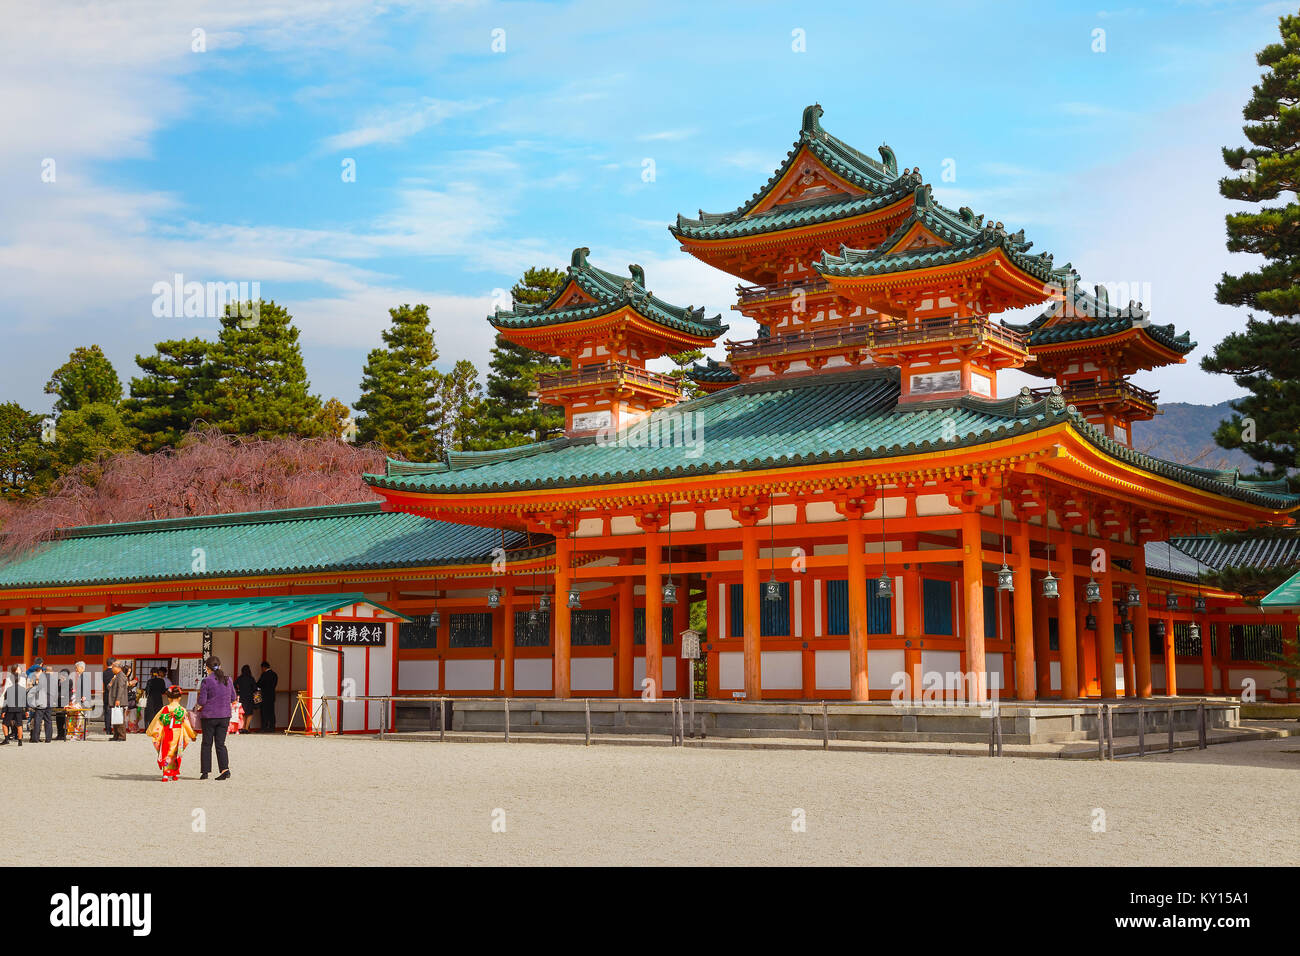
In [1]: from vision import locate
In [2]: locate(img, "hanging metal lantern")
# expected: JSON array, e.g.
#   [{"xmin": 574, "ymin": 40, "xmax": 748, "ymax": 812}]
[
  {"xmin": 876, "ymin": 573, "xmax": 894, "ymax": 599},
  {"xmin": 1085, "ymin": 578, "xmax": 1102, "ymax": 603},
  {"xmin": 539, "ymin": 593, "xmax": 551, "ymax": 612},
  {"xmin": 567, "ymin": 587, "xmax": 582, "ymax": 610},
  {"xmin": 527, "ymin": 608, "xmax": 539, "ymax": 626},
  {"xmin": 1125, "ymin": 585, "xmax": 1141, "ymax": 608},
  {"xmin": 1154, "ymin": 619, "xmax": 1166, "ymax": 638},
  {"xmin": 662, "ymin": 580, "xmax": 679, "ymax": 606},
  {"xmin": 1165, "ymin": 591, "xmax": 1179, "ymax": 611},
  {"xmin": 1188, "ymin": 621, "xmax": 1201, "ymax": 643},
  {"xmin": 429, "ymin": 609, "xmax": 441, "ymax": 629},
  {"xmin": 1194, "ymin": 595, "xmax": 1207, "ymax": 614},
  {"xmin": 33, "ymin": 624, "xmax": 45, "ymax": 640},
  {"xmin": 1123, "ymin": 619, "xmax": 1134, "ymax": 634},
  {"xmin": 763, "ymin": 576, "xmax": 782, "ymax": 602},
  {"xmin": 487, "ymin": 587, "xmax": 501, "ymax": 609},
  {"xmin": 996, "ymin": 563, "xmax": 1014, "ymax": 592},
  {"xmin": 1085, "ymin": 613, "xmax": 1098, "ymax": 631},
  {"xmin": 1042, "ymin": 571, "xmax": 1059, "ymax": 599}
]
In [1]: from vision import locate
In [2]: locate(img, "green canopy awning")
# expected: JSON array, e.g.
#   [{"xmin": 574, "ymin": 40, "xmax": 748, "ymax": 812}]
[
  {"xmin": 1261, "ymin": 571, "xmax": 1300, "ymax": 609},
  {"xmin": 64, "ymin": 593, "xmax": 410, "ymax": 634}
]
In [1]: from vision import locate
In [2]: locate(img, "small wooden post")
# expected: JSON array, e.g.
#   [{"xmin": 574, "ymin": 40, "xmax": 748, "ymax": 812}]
[
  {"xmin": 584, "ymin": 698, "xmax": 591, "ymax": 746},
  {"xmin": 1167, "ymin": 703, "xmax": 1174, "ymax": 753},
  {"xmin": 1097, "ymin": 704, "xmax": 1105, "ymax": 760},
  {"xmin": 994, "ymin": 699, "xmax": 1003, "ymax": 757},
  {"xmin": 988, "ymin": 700, "xmax": 996, "ymax": 757},
  {"xmin": 439, "ymin": 698, "xmax": 446, "ymax": 742},
  {"xmin": 822, "ymin": 701, "xmax": 829, "ymax": 750},
  {"xmin": 1108, "ymin": 705, "xmax": 1116, "ymax": 760},
  {"xmin": 1197, "ymin": 700, "xmax": 1207, "ymax": 750},
  {"xmin": 504, "ymin": 697, "xmax": 510, "ymax": 743},
  {"xmin": 429, "ymin": 699, "xmax": 435, "ymax": 732},
  {"xmin": 689, "ymin": 695, "xmax": 695, "ymax": 739},
  {"xmin": 1137, "ymin": 704, "xmax": 1145, "ymax": 757}
]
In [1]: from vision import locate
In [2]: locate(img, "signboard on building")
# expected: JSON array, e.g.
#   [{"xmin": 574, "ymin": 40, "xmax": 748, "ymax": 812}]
[
  {"xmin": 572, "ymin": 409, "xmax": 612, "ymax": 432},
  {"xmin": 679, "ymin": 628, "xmax": 701, "ymax": 660},
  {"xmin": 320, "ymin": 621, "xmax": 387, "ymax": 646}
]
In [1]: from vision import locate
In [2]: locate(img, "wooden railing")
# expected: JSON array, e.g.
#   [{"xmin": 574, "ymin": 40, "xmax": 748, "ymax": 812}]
[
  {"xmin": 1030, "ymin": 379, "xmax": 1159, "ymax": 407},
  {"xmin": 725, "ymin": 315, "xmax": 1027, "ymax": 361},
  {"xmin": 538, "ymin": 361, "xmax": 682, "ymax": 395},
  {"xmin": 735, "ymin": 278, "xmax": 832, "ymax": 306}
]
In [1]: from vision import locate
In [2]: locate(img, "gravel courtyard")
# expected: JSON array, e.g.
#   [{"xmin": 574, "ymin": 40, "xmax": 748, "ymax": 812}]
[{"xmin": 6, "ymin": 733, "xmax": 1297, "ymax": 866}]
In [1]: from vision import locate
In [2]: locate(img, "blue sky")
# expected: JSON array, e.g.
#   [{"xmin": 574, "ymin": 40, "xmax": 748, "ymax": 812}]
[{"xmin": 1, "ymin": 0, "xmax": 1294, "ymax": 414}]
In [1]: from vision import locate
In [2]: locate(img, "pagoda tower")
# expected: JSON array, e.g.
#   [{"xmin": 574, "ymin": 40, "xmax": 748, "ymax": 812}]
[
  {"xmin": 1005, "ymin": 271, "xmax": 1195, "ymax": 446},
  {"xmin": 490, "ymin": 247, "xmax": 726, "ymax": 437}
]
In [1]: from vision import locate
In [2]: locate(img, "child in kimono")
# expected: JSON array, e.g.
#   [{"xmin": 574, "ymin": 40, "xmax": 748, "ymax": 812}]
[{"xmin": 146, "ymin": 685, "xmax": 196, "ymax": 782}]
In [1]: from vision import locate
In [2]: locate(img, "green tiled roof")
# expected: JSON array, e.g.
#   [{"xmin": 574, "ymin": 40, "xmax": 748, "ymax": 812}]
[
  {"xmin": 815, "ymin": 187, "xmax": 1056, "ymax": 282},
  {"xmin": 688, "ymin": 358, "xmax": 740, "ymax": 384},
  {"xmin": 364, "ymin": 367, "xmax": 1300, "ymax": 508},
  {"xmin": 0, "ymin": 502, "xmax": 543, "ymax": 591},
  {"xmin": 1006, "ymin": 276, "xmax": 1195, "ymax": 355},
  {"xmin": 1169, "ymin": 531, "xmax": 1300, "ymax": 572},
  {"xmin": 65, "ymin": 593, "xmax": 410, "ymax": 634},
  {"xmin": 491, "ymin": 247, "xmax": 725, "ymax": 339},
  {"xmin": 1262, "ymin": 568, "xmax": 1300, "ymax": 608},
  {"xmin": 671, "ymin": 104, "xmax": 910, "ymax": 241}
]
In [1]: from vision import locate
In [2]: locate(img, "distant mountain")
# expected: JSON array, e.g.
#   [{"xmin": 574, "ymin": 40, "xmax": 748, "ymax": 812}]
[{"xmin": 1130, "ymin": 400, "xmax": 1258, "ymax": 472}]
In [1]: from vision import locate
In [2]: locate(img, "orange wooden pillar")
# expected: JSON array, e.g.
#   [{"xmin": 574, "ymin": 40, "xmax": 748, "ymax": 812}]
[
  {"xmin": 673, "ymin": 582, "xmax": 688, "ymax": 697},
  {"xmin": 644, "ymin": 530, "xmax": 662, "ymax": 700},
  {"xmin": 1097, "ymin": 571, "xmax": 1117, "ymax": 699},
  {"xmin": 1216, "ymin": 617, "xmax": 1231, "ymax": 695},
  {"xmin": 1200, "ymin": 619, "xmax": 1214, "ymax": 695},
  {"xmin": 617, "ymin": 576, "xmax": 634, "ymax": 697},
  {"xmin": 1121, "ymin": 612, "xmax": 1136, "ymax": 697},
  {"xmin": 1032, "ymin": 580, "xmax": 1051, "ymax": 695},
  {"xmin": 1057, "ymin": 534, "xmax": 1078, "ymax": 698},
  {"xmin": 846, "ymin": 517, "xmax": 869, "ymax": 701},
  {"xmin": 741, "ymin": 524, "xmax": 762, "ymax": 701},
  {"xmin": 500, "ymin": 583, "xmax": 514, "ymax": 695},
  {"xmin": 902, "ymin": 559, "xmax": 922, "ymax": 700},
  {"xmin": 1133, "ymin": 557, "xmax": 1152, "ymax": 698},
  {"xmin": 1162, "ymin": 613, "xmax": 1177, "ymax": 697},
  {"xmin": 1011, "ymin": 520, "xmax": 1035, "ymax": 700},
  {"xmin": 22, "ymin": 611, "xmax": 33, "ymax": 670},
  {"xmin": 960, "ymin": 509, "xmax": 987, "ymax": 702},
  {"xmin": 554, "ymin": 535, "xmax": 572, "ymax": 699}
]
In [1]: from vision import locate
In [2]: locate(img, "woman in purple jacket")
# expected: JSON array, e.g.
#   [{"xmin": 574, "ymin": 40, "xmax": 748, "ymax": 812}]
[{"xmin": 194, "ymin": 657, "xmax": 238, "ymax": 780}]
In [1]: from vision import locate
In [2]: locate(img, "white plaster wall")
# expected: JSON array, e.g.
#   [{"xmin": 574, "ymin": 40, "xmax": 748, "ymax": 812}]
[
  {"xmin": 760, "ymin": 651, "xmax": 801, "ymax": 689},
  {"xmin": 514, "ymin": 658, "xmax": 552, "ymax": 692},
  {"xmin": 633, "ymin": 657, "xmax": 677, "ymax": 693},
  {"xmin": 719, "ymin": 651, "xmax": 743, "ymax": 690},
  {"xmin": 398, "ymin": 660, "xmax": 439, "ymax": 691},
  {"xmin": 572, "ymin": 657, "xmax": 614, "ymax": 692},
  {"xmin": 869, "ymin": 648, "xmax": 905, "ymax": 690},
  {"xmin": 444, "ymin": 659, "xmax": 494, "ymax": 691},
  {"xmin": 815, "ymin": 650, "xmax": 848, "ymax": 690}
]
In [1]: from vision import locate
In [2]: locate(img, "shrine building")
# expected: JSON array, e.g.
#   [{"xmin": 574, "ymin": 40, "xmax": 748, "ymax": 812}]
[{"xmin": 0, "ymin": 105, "xmax": 1297, "ymax": 716}]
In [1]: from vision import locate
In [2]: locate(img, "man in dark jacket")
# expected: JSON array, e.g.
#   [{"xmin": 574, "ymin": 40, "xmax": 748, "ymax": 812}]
[
  {"xmin": 101, "ymin": 658, "xmax": 116, "ymax": 735},
  {"xmin": 27, "ymin": 668, "xmax": 53, "ymax": 743},
  {"xmin": 256, "ymin": 662, "xmax": 278, "ymax": 732},
  {"xmin": 106, "ymin": 661, "xmax": 129, "ymax": 741}
]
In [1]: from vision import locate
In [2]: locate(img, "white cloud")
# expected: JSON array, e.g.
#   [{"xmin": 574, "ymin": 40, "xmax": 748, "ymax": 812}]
[{"xmin": 321, "ymin": 98, "xmax": 492, "ymax": 151}]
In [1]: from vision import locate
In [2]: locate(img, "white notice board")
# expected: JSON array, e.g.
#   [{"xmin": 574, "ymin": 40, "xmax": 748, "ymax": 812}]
[{"xmin": 177, "ymin": 658, "xmax": 205, "ymax": 689}]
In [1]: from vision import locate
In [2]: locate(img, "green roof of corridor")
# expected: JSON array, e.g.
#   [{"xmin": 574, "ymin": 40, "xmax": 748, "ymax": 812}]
[{"xmin": 0, "ymin": 502, "xmax": 543, "ymax": 591}]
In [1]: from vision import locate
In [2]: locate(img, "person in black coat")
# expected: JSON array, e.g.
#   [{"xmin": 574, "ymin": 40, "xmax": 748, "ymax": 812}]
[
  {"xmin": 235, "ymin": 665, "xmax": 257, "ymax": 733},
  {"xmin": 256, "ymin": 662, "xmax": 278, "ymax": 732},
  {"xmin": 101, "ymin": 658, "xmax": 116, "ymax": 735},
  {"xmin": 143, "ymin": 668, "xmax": 166, "ymax": 727}
]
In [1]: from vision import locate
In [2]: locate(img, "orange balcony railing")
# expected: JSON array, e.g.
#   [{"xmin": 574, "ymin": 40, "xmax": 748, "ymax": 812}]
[{"xmin": 537, "ymin": 361, "xmax": 683, "ymax": 396}]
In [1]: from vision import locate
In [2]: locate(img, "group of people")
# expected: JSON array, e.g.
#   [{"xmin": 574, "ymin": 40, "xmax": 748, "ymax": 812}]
[
  {"xmin": 1, "ymin": 658, "xmax": 96, "ymax": 745},
  {"xmin": 2, "ymin": 656, "xmax": 281, "ymax": 782}
]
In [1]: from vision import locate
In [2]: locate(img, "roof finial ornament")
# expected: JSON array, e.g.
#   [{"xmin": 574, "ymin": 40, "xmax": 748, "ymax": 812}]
[
  {"xmin": 878, "ymin": 143, "xmax": 898, "ymax": 176},
  {"xmin": 801, "ymin": 103, "xmax": 824, "ymax": 137},
  {"xmin": 628, "ymin": 263, "xmax": 645, "ymax": 287},
  {"xmin": 570, "ymin": 247, "xmax": 590, "ymax": 270}
]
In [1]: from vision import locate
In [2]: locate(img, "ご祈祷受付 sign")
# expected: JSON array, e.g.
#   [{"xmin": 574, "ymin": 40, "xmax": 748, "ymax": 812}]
[{"xmin": 320, "ymin": 622, "xmax": 387, "ymax": 646}]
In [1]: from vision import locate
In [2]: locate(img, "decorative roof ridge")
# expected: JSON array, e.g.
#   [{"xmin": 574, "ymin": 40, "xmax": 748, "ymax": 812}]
[
  {"xmin": 673, "ymin": 178, "xmax": 917, "ymax": 232},
  {"xmin": 32, "ymin": 500, "xmax": 388, "ymax": 543},
  {"xmin": 491, "ymin": 247, "xmax": 726, "ymax": 336},
  {"xmin": 672, "ymin": 104, "xmax": 906, "ymax": 228}
]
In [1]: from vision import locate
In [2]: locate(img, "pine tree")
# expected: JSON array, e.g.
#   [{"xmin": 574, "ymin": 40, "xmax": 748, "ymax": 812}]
[
  {"xmin": 45, "ymin": 345, "xmax": 122, "ymax": 413},
  {"xmin": 205, "ymin": 300, "xmax": 324, "ymax": 439},
  {"xmin": 473, "ymin": 267, "xmax": 568, "ymax": 449},
  {"xmin": 122, "ymin": 337, "xmax": 213, "ymax": 452},
  {"xmin": 0, "ymin": 402, "xmax": 45, "ymax": 498},
  {"xmin": 46, "ymin": 403, "xmax": 136, "ymax": 481},
  {"xmin": 1203, "ymin": 13, "xmax": 1300, "ymax": 486},
  {"xmin": 433, "ymin": 359, "xmax": 483, "ymax": 454},
  {"xmin": 354, "ymin": 304, "xmax": 442, "ymax": 460},
  {"xmin": 666, "ymin": 348, "xmax": 706, "ymax": 400}
]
